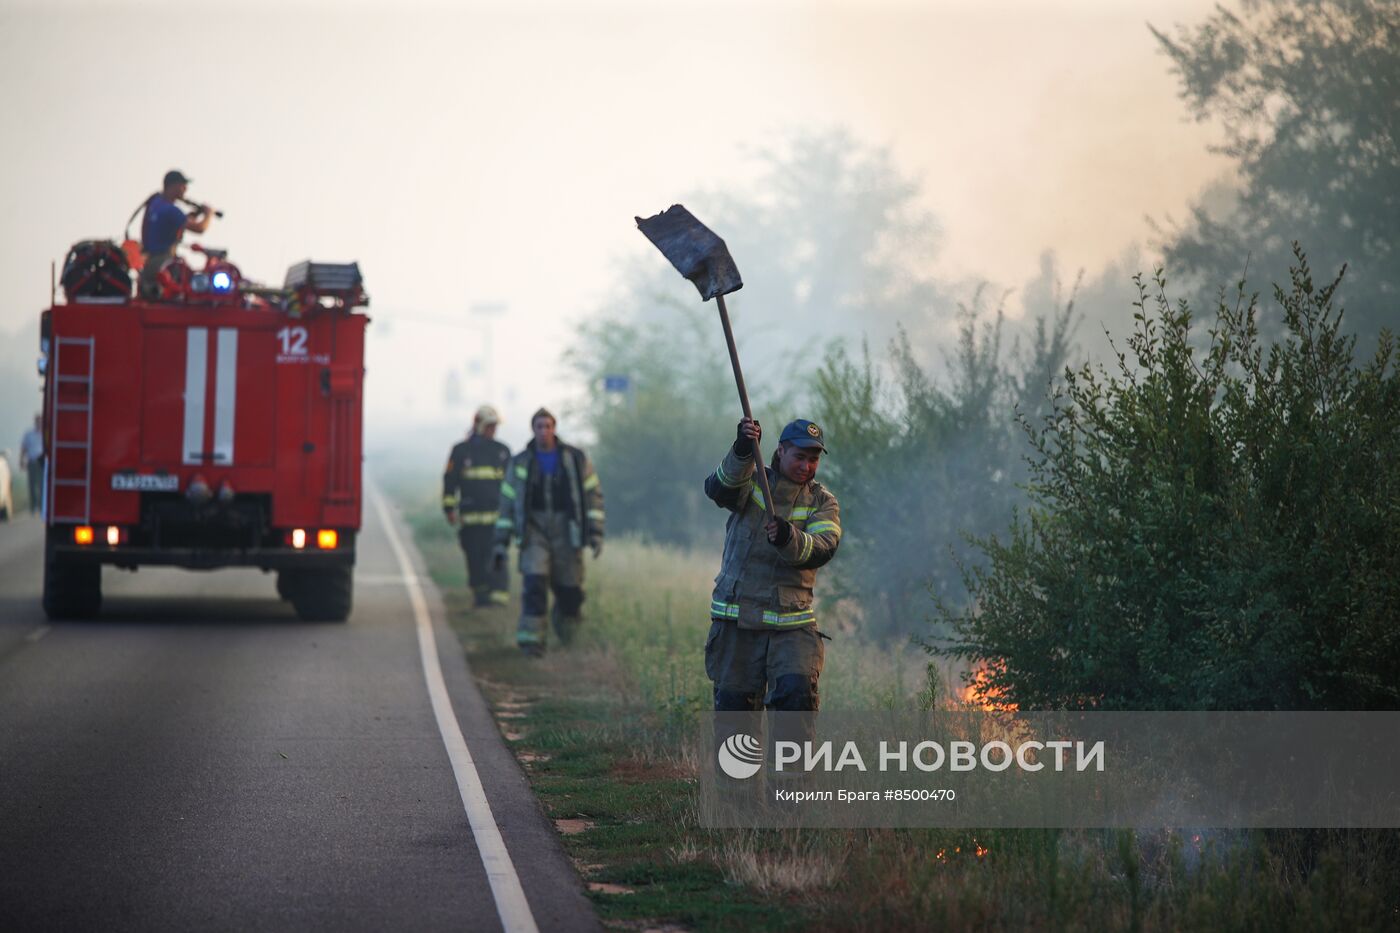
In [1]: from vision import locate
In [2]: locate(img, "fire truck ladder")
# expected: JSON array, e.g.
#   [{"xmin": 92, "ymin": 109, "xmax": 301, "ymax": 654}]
[{"xmin": 49, "ymin": 335, "xmax": 95, "ymax": 524}]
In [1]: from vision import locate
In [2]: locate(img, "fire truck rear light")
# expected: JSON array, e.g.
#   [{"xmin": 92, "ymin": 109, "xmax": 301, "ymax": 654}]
[
  {"xmin": 187, "ymin": 474, "xmax": 212, "ymax": 504},
  {"xmin": 316, "ymin": 529, "xmax": 338, "ymax": 550},
  {"xmin": 291, "ymin": 528, "xmax": 306, "ymax": 549},
  {"xmin": 74, "ymin": 526, "xmax": 95, "ymax": 546},
  {"xmin": 106, "ymin": 526, "xmax": 121, "ymax": 546}
]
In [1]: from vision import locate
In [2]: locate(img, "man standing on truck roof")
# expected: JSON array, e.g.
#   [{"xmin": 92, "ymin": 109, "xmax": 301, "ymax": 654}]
[
  {"xmin": 138, "ymin": 169, "xmax": 214, "ymax": 299},
  {"xmin": 493, "ymin": 408, "xmax": 604, "ymax": 658},
  {"xmin": 703, "ymin": 417, "xmax": 842, "ymax": 713},
  {"xmin": 443, "ymin": 405, "xmax": 512, "ymax": 608}
]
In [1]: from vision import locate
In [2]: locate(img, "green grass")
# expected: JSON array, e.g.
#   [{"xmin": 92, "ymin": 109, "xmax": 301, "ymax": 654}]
[{"xmin": 381, "ymin": 464, "xmax": 1400, "ymax": 932}]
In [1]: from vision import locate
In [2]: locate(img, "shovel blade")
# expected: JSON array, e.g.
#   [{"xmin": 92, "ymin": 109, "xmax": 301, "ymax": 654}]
[{"xmin": 635, "ymin": 204, "xmax": 743, "ymax": 301}]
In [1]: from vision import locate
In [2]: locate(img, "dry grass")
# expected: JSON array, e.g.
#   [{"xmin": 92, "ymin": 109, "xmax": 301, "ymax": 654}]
[{"xmin": 719, "ymin": 831, "xmax": 846, "ymax": 894}]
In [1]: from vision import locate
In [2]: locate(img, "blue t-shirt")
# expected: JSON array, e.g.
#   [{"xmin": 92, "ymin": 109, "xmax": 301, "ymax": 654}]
[
  {"xmin": 142, "ymin": 196, "xmax": 187, "ymax": 253},
  {"xmin": 536, "ymin": 450, "xmax": 560, "ymax": 476}
]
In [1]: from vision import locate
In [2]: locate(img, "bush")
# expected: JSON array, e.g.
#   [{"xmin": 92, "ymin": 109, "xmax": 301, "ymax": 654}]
[
  {"xmin": 933, "ymin": 247, "xmax": 1400, "ymax": 710},
  {"xmin": 814, "ymin": 289, "xmax": 1076, "ymax": 640}
]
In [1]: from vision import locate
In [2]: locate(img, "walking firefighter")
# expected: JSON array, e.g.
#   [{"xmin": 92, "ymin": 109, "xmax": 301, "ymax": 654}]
[
  {"xmin": 442, "ymin": 405, "xmax": 512, "ymax": 607},
  {"xmin": 492, "ymin": 408, "xmax": 605, "ymax": 657}
]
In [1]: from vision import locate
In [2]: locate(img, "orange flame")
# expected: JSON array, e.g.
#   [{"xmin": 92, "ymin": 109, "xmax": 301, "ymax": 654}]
[{"xmin": 959, "ymin": 660, "xmax": 1018, "ymax": 712}]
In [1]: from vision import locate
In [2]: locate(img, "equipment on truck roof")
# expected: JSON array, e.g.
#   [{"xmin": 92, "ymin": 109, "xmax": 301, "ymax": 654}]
[{"xmin": 61, "ymin": 240, "xmax": 132, "ymax": 302}]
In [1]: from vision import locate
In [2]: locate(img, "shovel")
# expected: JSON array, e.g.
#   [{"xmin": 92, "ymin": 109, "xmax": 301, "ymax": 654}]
[{"xmin": 636, "ymin": 204, "xmax": 774, "ymax": 515}]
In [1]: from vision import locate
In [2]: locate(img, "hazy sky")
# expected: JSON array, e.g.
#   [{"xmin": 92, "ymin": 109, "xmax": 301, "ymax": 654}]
[{"xmin": 1, "ymin": 0, "xmax": 1228, "ymax": 449}]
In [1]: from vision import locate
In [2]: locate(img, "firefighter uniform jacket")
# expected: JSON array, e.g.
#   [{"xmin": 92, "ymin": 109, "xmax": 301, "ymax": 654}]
[
  {"xmin": 494, "ymin": 440, "xmax": 605, "ymax": 551},
  {"xmin": 704, "ymin": 444, "xmax": 842, "ymax": 630},
  {"xmin": 443, "ymin": 434, "xmax": 512, "ymax": 526}
]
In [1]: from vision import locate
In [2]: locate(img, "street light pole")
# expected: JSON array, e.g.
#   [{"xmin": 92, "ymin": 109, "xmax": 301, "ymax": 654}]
[{"xmin": 469, "ymin": 301, "xmax": 507, "ymax": 403}]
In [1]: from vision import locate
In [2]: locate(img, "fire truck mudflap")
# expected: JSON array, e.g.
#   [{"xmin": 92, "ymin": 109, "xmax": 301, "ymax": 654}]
[{"xmin": 40, "ymin": 253, "xmax": 369, "ymax": 622}]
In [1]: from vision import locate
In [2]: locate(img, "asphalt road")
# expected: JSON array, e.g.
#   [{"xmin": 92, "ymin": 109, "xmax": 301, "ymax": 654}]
[{"xmin": 0, "ymin": 492, "xmax": 598, "ymax": 932}]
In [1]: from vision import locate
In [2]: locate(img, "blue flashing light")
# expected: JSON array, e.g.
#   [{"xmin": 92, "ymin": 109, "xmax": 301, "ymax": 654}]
[{"xmin": 211, "ymin": 271, "xmax": 233, "ymax": 292}]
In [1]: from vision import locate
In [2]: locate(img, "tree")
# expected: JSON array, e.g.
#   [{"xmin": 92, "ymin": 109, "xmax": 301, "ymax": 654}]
[
  {"xmin": 934, "ymin": 248, "xmax": 1400, "ymax": 711},
  {"xmin": 563, "ymin": 300, "xmax": 759, "ymax": 549},
  {"xmin": 568, "ymin": 130, "xmax": 948, "ymax": 547},
  {"xmin": 1153, "ymin": 0, "xmax": 1400, "ymax": 338},
  {"xmin": 813, "ymin": 288, "xmax": 1077, "ymax": 640}
]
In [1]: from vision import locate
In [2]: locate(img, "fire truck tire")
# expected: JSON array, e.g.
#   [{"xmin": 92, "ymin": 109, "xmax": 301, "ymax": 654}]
[
  {"xmin": 275, "ymin": 570, "xmax": 295, "ymax": 601},
  {"xmin": 43, "ymin": 556, "xmax": 102, "ymax": 620},
  {"xmin": 288, "ymin": 567, "xmax": 353, "ymax": 622}
]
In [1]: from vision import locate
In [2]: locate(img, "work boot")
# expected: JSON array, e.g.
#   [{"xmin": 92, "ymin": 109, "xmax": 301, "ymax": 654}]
[
  {"xmin": 517, "ymin": 613, "xmax": 548, "ymax": 651},
  {"xmin": 552, "ymin": 606, "xmax": 582, "ymax": 646},
  {"xmin": 520, "ymin": 643, "xmax": 545, "ymax": 659}
]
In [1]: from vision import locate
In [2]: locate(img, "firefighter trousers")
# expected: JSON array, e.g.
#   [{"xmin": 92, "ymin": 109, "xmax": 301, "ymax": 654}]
[
  {"xmin": 517, "ymin": 512, "xmax": 584, "ymax": 650},
  {"xmin": 704, "ymin": 619, "xmax": 826, "ymax": 712},
  {"xmin": 707, "ymin": 621, "xmax": 826, "ymax": 803},
  {"xmin": 458, "ymin": 523, "xmax": 508, "ymax": 606},
  {"xmin": 138, "ymin": 249, "xmax": 174, "ymax": 299}
]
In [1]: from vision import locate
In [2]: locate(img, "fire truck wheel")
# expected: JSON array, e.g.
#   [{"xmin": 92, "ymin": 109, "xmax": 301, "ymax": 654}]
[
  {"xmin": 43, "ymin": 556, "xmax": 102, "ymax": 620},
  {"xmin": 288, "ymin": 567, "xmax": 353, "ymax": 622},
  {"xmin": 275, "ymin": 570, "xmax": 296, "ymax": 601}
]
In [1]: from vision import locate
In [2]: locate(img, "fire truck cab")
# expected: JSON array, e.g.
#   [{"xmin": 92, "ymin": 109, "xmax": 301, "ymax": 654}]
[{"xmin": 40, "ymin": 242, "xmax": 368, "ymax": 622}]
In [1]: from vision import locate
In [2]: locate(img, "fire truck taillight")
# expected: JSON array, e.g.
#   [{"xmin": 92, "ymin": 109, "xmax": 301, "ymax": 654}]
[
  {"xmin": 316, "ymin": 530, "xmax": 338, "ymax": 550},
  {"xmin": 187, "ymin": 474, "xmax": 212, "ymax": 504},
  {"xmin": 106, "ymin": 526, "xmax": 121, "ymax": 546},
  {"xmin": 290, "ymin": 529, "xmax": 307, "ymax": 550},
  {"xmin": 74, "ymin": 526, "xmax": 95, "ymax": 546}
]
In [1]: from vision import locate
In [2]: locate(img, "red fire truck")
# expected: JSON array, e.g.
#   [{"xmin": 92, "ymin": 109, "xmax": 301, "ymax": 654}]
[{"xmin": 40, "ymin": 241, "xmax": 368, "ymax": 621}]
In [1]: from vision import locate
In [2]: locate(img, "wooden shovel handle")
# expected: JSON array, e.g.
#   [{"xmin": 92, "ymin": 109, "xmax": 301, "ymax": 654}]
[{"xmin": 716, "ymin": 294, "xmax": 774, "ymax": 516}]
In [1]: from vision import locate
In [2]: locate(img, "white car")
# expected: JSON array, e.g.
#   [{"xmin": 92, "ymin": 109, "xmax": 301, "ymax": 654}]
[{"xmin": 0, "ymin": 451, "xmax": 12, "ymax": 521}]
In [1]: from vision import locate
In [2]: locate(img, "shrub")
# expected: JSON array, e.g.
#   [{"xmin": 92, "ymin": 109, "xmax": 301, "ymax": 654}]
[{"xmin": 934, "ymin": 248, "xmax": 1400, "ymax": 710}]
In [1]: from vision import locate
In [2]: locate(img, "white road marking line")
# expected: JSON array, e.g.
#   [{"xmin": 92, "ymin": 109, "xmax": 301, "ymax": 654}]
[
  {"xmin": 368, "ymin": 480, "xmax": 539, "ymax": 933},
  {"xmin": 25, "ymin": 625, "xmax": 51, "ymax": 643},
  {"xmin": 352, "ymin": 573, "xmax": 418, "ymax": 586}
]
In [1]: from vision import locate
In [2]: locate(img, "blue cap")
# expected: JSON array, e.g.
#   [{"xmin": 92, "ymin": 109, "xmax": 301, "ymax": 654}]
[{"xmin": 779, "ymin": 419, "xmax": 827, "ymax": 452}]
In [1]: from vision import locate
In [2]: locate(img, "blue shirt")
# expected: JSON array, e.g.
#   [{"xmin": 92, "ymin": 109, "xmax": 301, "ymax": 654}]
[
  {"xmin": 142, "ymin": 196, "xmax": 187, "ymax": 253},
  {"xmin": 536, "ymin": 449, "xmax": 560, "ymax": 476}
]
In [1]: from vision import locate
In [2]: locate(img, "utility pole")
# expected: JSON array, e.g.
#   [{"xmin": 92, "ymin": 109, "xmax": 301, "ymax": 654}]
[{"xmin": 469, "ymin": 301, "xmax": 507, "ymax": 403}]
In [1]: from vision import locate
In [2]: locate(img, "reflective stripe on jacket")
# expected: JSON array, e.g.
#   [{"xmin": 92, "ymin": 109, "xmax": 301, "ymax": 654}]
[
  {"xmin": 493, "ymin": 440, "xmax": 604, "ymax": 550},
  {"xmin": 703, "ymin": 444, "xmax": 841, "ymax": 630},
  {"xmin": 443, "ymin": 434, "xmax": 511, "ymax": 518}
]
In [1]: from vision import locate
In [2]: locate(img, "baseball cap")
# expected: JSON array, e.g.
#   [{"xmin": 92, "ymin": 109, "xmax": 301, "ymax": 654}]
[
  {"xmin": 474, "ymin": 404, "xmax": 500, "ymax": 426},
  {"xmin": 779, "ymin": 419, "xmax": 827, "ymax": 452},
  {"xmin": 164, "ymin": 169, "xmax": 191, "ymax": 187}
]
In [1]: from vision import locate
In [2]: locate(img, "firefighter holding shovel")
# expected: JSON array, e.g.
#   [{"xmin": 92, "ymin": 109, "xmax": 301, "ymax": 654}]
[
  {"xmin": 636, "ymin": 205, "xmax": 842, "ymax": 713},
  {"xmin": 703, "ymin": 416, "xmax": 841, "ymax": 711}
]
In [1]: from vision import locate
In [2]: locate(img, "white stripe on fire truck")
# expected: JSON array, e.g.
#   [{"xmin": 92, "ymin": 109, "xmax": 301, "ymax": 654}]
[
  {"xmin": 213, "ymin": 328, "xmax": 238, "ymax": 464},
  {"xmin": 182, "ymin": 328, "xmax": 208, "ymax": 464}
]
